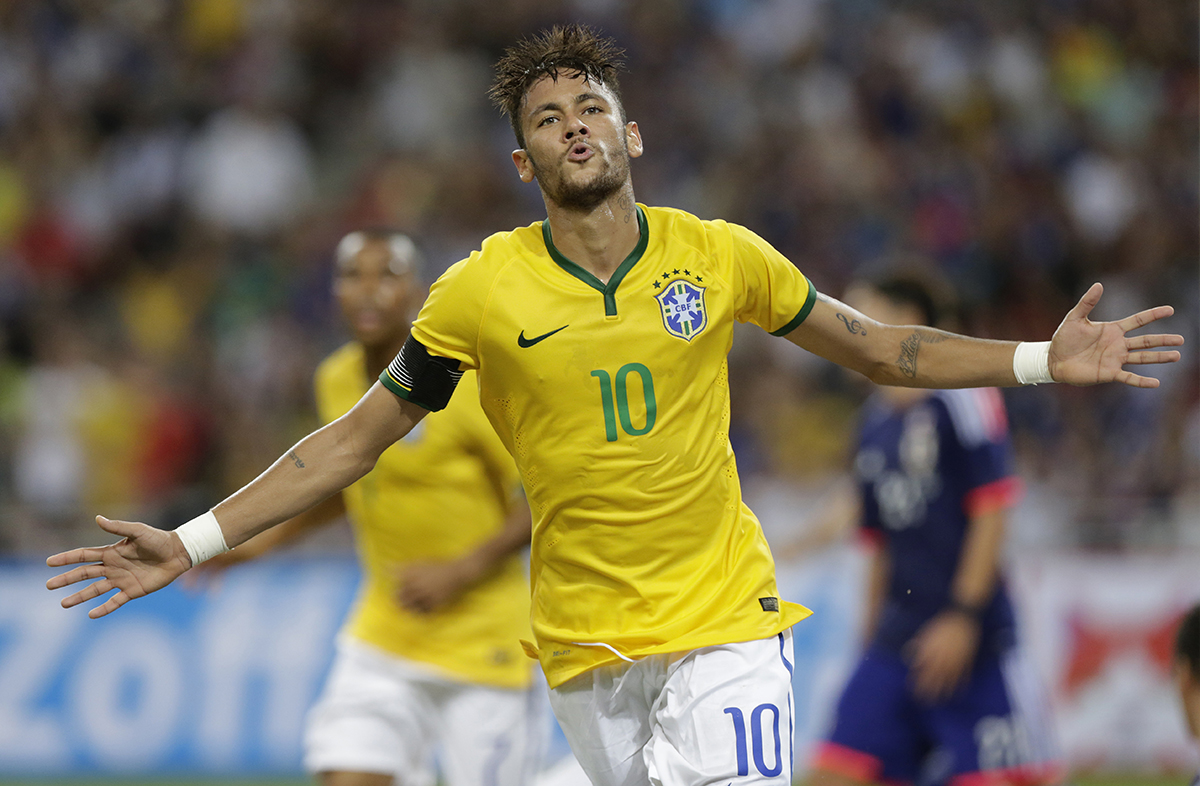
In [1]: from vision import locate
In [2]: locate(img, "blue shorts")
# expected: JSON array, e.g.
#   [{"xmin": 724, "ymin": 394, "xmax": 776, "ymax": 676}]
[{"xmin": 813, "ymin": 646, "xmax": 1061, "ymax": 786}]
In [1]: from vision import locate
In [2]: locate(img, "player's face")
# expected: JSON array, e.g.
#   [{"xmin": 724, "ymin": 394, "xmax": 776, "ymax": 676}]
[
  {"xmin": 512, "ymin": 73, "xmax": 643, "ymax": 210},
  {"xmin": 334, "ymin": 240, "xmax": 416, "ymax": 348}
]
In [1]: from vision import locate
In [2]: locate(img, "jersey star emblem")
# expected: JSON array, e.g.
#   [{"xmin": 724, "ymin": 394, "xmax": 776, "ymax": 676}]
[{"xmin": 655, "ymin": 279, "xmax": 708, "ymax": 342}]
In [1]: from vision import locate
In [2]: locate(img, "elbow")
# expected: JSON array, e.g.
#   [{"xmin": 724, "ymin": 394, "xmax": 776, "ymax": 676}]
[
  {"xmin": 863, "ymin": 357, "xmax": 902, "ymax": 387},
  {"xmin": 326, "ymin": 422, "xmax": 380, "ymax": 484},
  {"xmin": 351, "ymin": 450, "xmax": 377, "ymax": 481},
  {"xmin": 863, "ymin": 362, "xmax": 890, "ymax": 386}
]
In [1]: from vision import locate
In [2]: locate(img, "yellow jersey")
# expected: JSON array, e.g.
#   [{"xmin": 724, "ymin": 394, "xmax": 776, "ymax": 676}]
[
  {"xmin": 383, "ymin": 205, "xmax": 815, "ymax": 688},
  {"xmin": 317, "ymin": 344, "xmax": 530, "ymax": 688}
]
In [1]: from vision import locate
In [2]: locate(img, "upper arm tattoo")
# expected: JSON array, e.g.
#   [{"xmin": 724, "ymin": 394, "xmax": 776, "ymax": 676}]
[
  {"xmin": 836, "ymin": 312, "xmax": 867, "ymax": 335},
  {"xmin": 896, "ymin": 329, "xmax": 949, "ymax": 378}
]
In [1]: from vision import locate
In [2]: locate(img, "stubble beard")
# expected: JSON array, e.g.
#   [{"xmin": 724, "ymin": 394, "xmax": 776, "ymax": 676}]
[{"xmin": 531, "ymin": 142, "xmax": 630, "ymax": 211}]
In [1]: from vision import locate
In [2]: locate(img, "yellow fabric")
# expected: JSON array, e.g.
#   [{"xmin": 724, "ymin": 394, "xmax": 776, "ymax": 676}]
[
  {"xmin": 401, "ymin": 205, "xmax": 815, "ymax": 688},
  {"xmin": 316, "ymin": 344, "xmax": 530, "ymax": 688}
]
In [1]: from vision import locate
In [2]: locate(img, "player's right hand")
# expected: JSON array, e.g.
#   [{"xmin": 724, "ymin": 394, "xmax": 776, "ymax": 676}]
[{"xmin": 46, "ymin": 515, "xmax": 192, "ymax": 619}]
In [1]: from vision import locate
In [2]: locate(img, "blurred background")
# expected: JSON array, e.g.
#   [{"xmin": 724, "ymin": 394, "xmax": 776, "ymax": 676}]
[{"xmin": 0, "ymin": 0, "xmax": 1196, "ymax": 782}]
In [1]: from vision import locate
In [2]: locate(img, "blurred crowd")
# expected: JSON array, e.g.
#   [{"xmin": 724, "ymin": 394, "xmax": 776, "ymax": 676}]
[{"xmin": 0, "ymin": 0, "xmax": 1195, "ymax": 553}]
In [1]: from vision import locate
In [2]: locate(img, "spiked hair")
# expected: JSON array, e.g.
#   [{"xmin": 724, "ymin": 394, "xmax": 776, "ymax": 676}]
[{"xmin": 489, "ymin": 24, "xmax": 627, "ymax": 148}]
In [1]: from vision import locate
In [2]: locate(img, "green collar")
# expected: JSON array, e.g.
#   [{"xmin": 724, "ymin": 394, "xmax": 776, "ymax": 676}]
[{"xmin": 542, "ymin": 205, "xmax": 649, "ymax": 317}]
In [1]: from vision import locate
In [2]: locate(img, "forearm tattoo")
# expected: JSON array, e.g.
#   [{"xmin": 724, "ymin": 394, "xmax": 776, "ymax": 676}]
[
  {"xmin": 836, "ymin": 313, "xmax": 867, "ymax": 335},
  {"xmin": 287, "ymin": 450, "xmax": 305, "ymax": 469},
  {"xmin": 896, "ymin": 329, "xmax": 949, "ymax": 379}
]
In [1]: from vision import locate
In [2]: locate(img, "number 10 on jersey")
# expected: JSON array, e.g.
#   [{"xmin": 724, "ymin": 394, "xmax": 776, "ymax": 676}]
[{"xmin": 591, "ymin": 364, "xmax": 657, "ymax": 441}]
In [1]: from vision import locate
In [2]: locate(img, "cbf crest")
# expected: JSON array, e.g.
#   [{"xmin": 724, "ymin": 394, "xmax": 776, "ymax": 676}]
[{"xmin": 656, "ymin": 279, "xmax": 708, "ymax": 341}]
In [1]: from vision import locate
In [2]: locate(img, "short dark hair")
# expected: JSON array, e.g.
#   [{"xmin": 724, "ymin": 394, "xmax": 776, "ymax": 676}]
[
  {"xmin": 489, "ymin": 24, "xmax": 626, "ymax": 149},
  {"xmin": 869, "ymin": 272, "xmax": 957, "ymax": 329},
  {"xmin": 1177, "ymin": 603, "xmax": 1200, "ymax": 676}
]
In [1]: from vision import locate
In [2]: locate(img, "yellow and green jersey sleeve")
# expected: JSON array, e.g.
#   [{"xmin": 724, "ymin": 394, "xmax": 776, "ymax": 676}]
[
  {"xmin": 408, "ymin": 205, "xmax": 815, "ymax": 688},
  {"xmin": 315, "ymin": 345, "xmax": 530, "ymax": 688}
]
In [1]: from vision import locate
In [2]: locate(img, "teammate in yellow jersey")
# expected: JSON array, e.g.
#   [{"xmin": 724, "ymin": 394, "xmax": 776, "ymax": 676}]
[
  {"xmin": 191, "ymin": 230, "xmax": 546, "ymax": 786},
  {"xmin": 49, "ymin": 24, "xmax": 1183, "ymax": 786}
]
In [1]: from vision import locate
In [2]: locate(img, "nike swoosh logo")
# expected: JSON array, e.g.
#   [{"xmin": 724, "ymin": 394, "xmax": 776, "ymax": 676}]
[{"xmin": 517, "ymin": 325, "xmax": 569, "ymax": 348}]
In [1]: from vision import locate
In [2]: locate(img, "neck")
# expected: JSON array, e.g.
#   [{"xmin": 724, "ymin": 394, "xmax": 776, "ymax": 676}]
[
  {"xmin": 543, "ymin": 184, "xmax": 639, "ymax": 284},
  {"xmin": 363, "ymin": 330, "xmax": 408, "ymax": 381}
]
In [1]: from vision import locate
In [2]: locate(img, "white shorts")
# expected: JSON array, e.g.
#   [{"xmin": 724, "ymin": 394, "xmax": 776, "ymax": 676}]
[
  {"xmin": 304, "ymin": 637, "xmax": 548, "ymax": 786},
  {"xmin": 549, "ymin": 630, "xmax": 796, "ymax": 786}
]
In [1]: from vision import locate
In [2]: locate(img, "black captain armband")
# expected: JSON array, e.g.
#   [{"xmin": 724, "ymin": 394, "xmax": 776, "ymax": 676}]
[{"xmin": 378, "ymin": 336, "xmax": 465, "ymax": 412}]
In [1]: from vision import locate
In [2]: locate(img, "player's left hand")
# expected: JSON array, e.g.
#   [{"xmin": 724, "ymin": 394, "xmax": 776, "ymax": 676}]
[
  {"xmin": 1049, "ymin": 283, "xmax": 1183, "ymax": 388},
  {"xmin": 394, "ymin": 558, "xmax": 478, "ymax": 614},
  {"xmin": 907, "ymin": 610, "xmax": 980, "ymax": 702}
]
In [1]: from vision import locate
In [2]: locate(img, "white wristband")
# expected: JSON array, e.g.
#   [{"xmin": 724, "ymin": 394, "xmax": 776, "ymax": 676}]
[
  {"xmin": 175, "ymin": 510, "xmax": 229, "ymax": 567},
  {"xmin": 1013, "ymin": 341, "xmax": 1053, "ymax": 385}
]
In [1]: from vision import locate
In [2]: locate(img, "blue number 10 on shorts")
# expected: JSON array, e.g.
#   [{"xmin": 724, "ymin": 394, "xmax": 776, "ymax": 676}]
[{"xmin": 549, "ymin": 631, "xmax": 797, "ymax": 786}]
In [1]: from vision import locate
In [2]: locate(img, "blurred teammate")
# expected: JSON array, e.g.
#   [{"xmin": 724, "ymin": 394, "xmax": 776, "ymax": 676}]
[
  {"xmin": 193, "ymin": 230, "xmax": 545, "ymax": 786},
  {"xmin": 48, "ymin": 25, "xmax": 1182, "ymax": 786},
  {"xmin": 1177, "ymin": 603, "xmax": 1200, "ymax": 786},
  {"xmin": 810, "ymin": 275, "xmax": 1061, "ymax": 786}
]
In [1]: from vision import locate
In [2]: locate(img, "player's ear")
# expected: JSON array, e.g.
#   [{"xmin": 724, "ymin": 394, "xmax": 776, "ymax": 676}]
[
  {"xmin": 625, "ymin": 122, "xmax": 643, "ymax": 159},
  {"xmin": 511, "ymin": 149, "xmax": 536, "ymax": 183}
]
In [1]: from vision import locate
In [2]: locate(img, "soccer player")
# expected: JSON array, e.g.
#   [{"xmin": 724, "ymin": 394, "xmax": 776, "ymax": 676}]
[
  {"xmin": 47, "ymin": 25, "xmax": 1182, "ymax": 786},
  {"xmin": 808, "ymin": 275, "xmax": 1061, "ymax": 786},
  {"xmin": 1177, "ymin": 604, "xmax": 1200, "ymax": 786},
  {"xmin": 192, "ymin": 230, "xmax": 546, "ymax": 786}
]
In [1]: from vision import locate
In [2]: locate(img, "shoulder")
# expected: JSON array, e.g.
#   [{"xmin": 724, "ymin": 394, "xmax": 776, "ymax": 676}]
[
  {"xmin": 643, "ymin": 205, "xmax": 744, "ymax": 241},
  {"xmin": 474, "ymin": 220, "xmax": 545, "ymax": 267},
  {"xmin": 931, "ymin": 388, "xmax": 1009, "ymax": 447},
  {"xmin": 643, "ymin": 205, "xmax": 778, "ymax": 266},
  {"xmin": 432, "ymin": 221, "xmax": 544, "ymax": 292}
]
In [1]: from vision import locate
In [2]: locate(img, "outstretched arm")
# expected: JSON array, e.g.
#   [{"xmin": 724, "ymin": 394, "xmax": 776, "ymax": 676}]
[
  {"xmin": 47, "ymin": 383, "xmax": 428, "ymax": 618},
  {"xmin": 787, "ymin": 283, "xmax": 1182, "ymax": 389},
  {"xmin": 184, "ymin": 493, "xmax": 348, "ymax": 587}
]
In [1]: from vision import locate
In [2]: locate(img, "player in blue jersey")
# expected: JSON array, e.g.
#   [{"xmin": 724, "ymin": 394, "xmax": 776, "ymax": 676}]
[{"xmin": 811, "ymin": 274, "xmax": 1062, "ymax": 786}]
